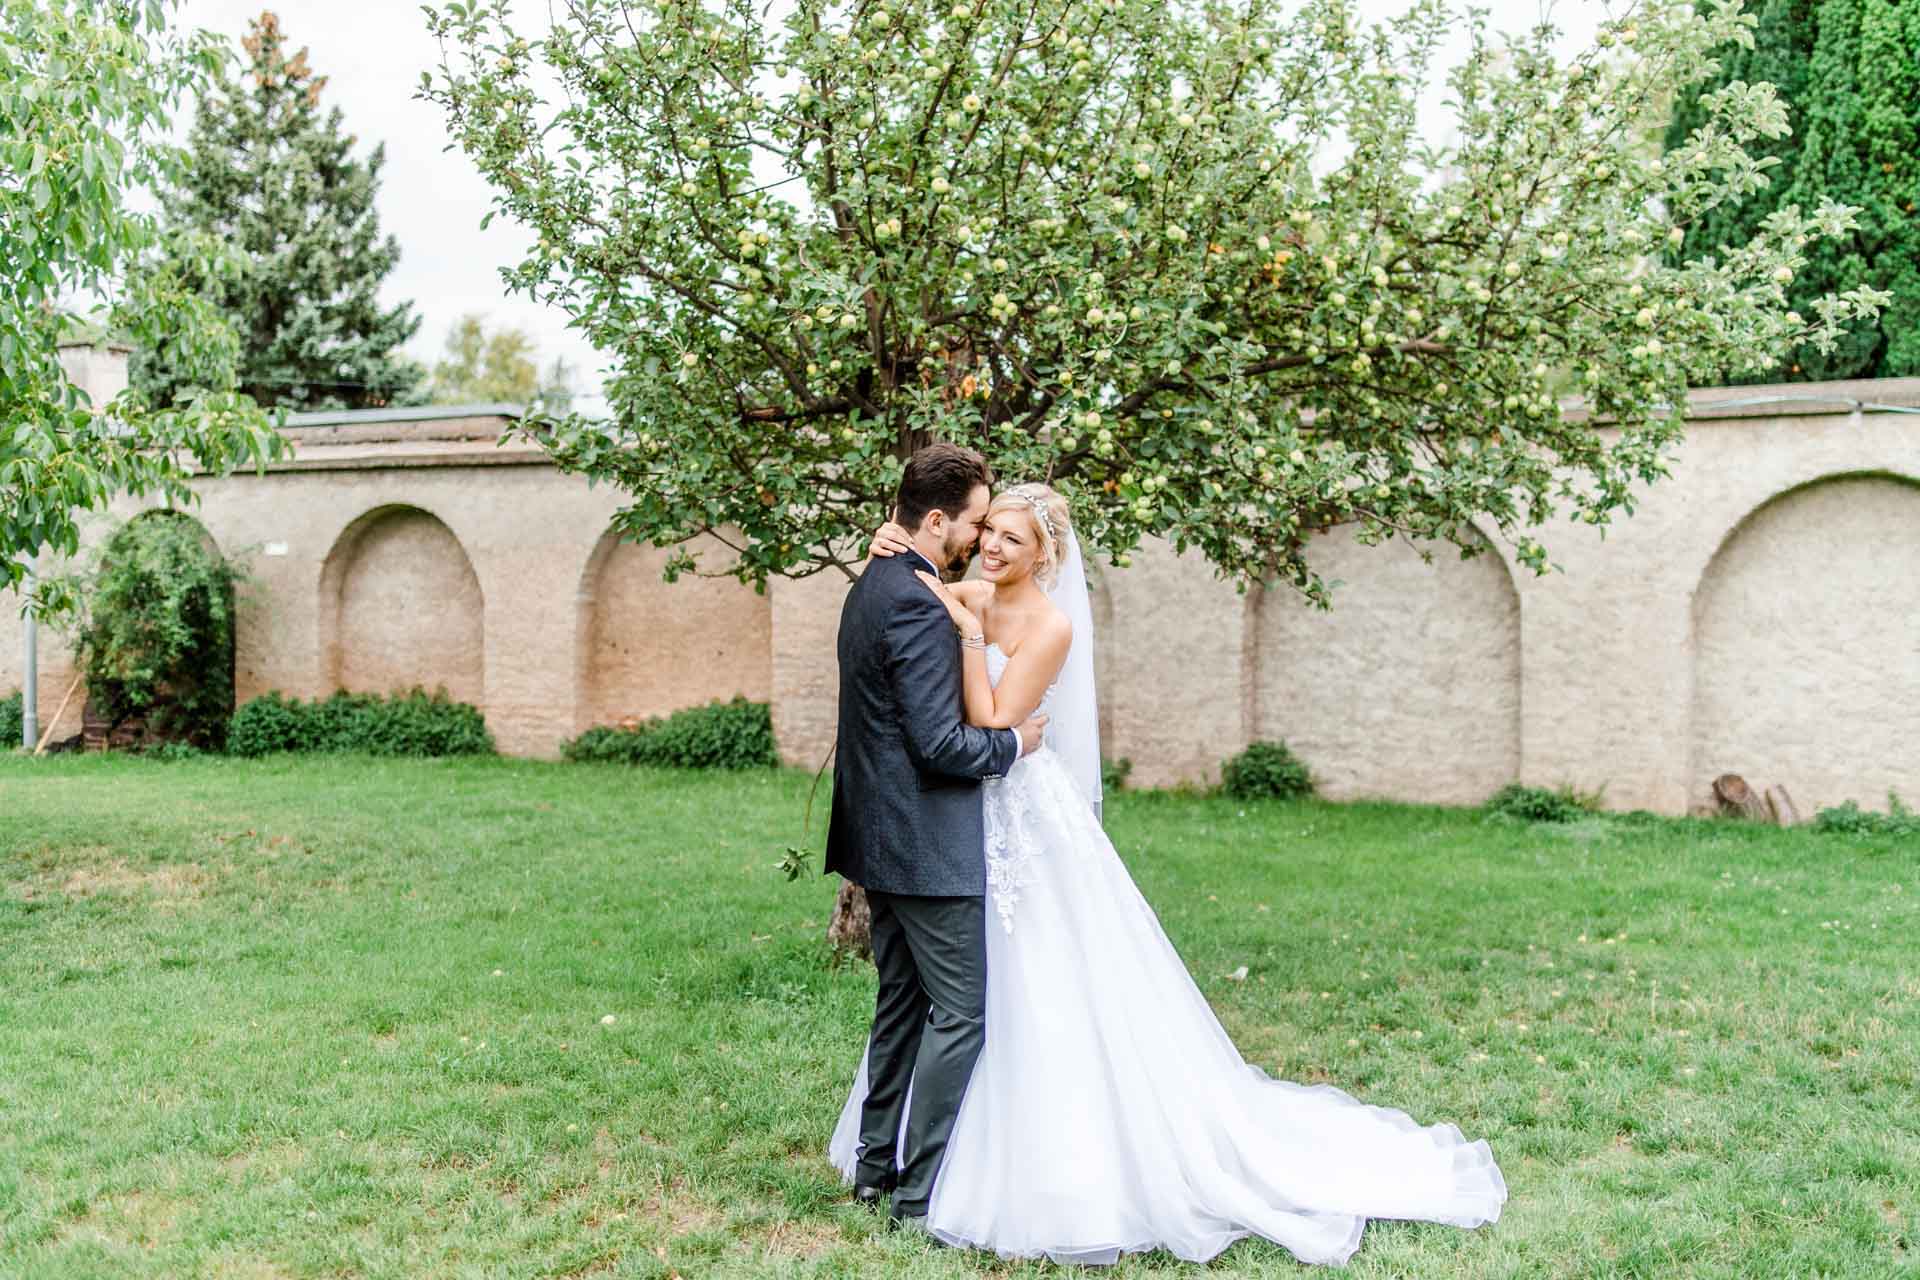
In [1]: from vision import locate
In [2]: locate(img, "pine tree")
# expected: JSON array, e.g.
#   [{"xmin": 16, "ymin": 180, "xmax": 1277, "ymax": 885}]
[
  {"xmin": 131, "ymin": 11, "xmax": 425, "ymax": 411},
  {"xmin": 1786, "ymin": 0, "xmax": 1920, "ymax": 379},
  {"xmin": 1667, "ymin": 0, "xmax": 1918, "ymax": 381}
]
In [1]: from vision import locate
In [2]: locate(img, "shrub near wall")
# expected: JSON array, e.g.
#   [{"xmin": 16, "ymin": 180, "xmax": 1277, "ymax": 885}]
[
  {"xmin": 1, "ymin": 689, "xmax": 20, "ymax": 750},
  {"xmin": 228, "ymin": 688, "xmax": 495, "ymax": 758},
  {"xmin": 563, "ymin": 698, "xmax": 777, "ymax": 769},
  {"xmin": 1222, "ymin": 741, "xmax": 1314, "ymax": 800}
]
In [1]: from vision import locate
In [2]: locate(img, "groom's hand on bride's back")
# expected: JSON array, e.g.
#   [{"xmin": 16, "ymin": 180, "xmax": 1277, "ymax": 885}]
[{"xmin": 1017, "ymin": 715, "xmax": 1048, "ymax": 757}]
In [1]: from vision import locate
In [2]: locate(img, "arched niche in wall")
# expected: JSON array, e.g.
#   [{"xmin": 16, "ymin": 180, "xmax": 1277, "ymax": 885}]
[
  {"xmin": 1253, "ymin": 526, "xmax": 1521, "ymax": 805},
  {"xmin": 573, "ymin": 528, "xmax": 772, "ymax": 733},
  {"xmin": 1690, "ymin": 471, "xmax": 1920, "ymax": 813},
  {"xmin": 318, "ymin": 505, "xmax": 484, "ymax": 705},
  {"xmin": 94, "ymin": 508, "xmax": 237, "ymax": 742}
]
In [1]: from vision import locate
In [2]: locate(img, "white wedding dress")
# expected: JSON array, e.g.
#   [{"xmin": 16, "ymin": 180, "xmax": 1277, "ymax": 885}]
[{"xmin": 828, "ymin": 638, "xmax": 1507, "ymax": 1267}]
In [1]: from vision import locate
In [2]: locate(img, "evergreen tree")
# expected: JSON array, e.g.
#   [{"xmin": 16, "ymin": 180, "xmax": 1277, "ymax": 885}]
[
  {"xmin": 1668, "ymin": 0, "xmax": 1918, "ymax": 381},
  {"xmin": 131, "ymin": 11, "xmax": 425, "ymax": 411}
]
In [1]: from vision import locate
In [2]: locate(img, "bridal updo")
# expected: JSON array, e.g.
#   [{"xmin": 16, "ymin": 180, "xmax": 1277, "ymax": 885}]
[{"xmin": 989, "ymin": 483, "xmax": 1072, "ymax": 588}]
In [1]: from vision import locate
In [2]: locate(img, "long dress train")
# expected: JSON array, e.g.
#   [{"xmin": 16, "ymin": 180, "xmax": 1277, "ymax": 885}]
[{"xmin": 828, "ymin": 645, "xmax": 1506, "ymax": 1266}]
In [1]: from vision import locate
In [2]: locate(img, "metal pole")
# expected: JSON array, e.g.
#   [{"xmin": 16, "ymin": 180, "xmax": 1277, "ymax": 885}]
[{"xmin": 21, "ymin": 556, "xmax": 37, "ymax": 750}]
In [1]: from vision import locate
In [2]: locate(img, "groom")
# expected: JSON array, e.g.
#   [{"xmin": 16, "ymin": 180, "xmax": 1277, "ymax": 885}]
[{"xmin": 825, "ymin": 442, "xmax": 1046, "ymax": 1227}]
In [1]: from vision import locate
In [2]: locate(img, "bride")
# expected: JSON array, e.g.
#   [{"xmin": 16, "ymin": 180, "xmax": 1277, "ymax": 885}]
[{"xmin": 828, "ymin": 482, "xmax": 1507, "ymax": 1267}]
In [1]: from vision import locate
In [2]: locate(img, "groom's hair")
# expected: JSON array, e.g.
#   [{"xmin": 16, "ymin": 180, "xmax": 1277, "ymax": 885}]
[{"xmin": 895, "ymin": 443, "xmax": 992, "ymax": 532}]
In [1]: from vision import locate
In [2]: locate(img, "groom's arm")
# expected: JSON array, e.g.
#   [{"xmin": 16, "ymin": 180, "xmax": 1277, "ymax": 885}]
[{"xmin": 885, "ymin": 591, "xmax": 1022, "ymax": 781}]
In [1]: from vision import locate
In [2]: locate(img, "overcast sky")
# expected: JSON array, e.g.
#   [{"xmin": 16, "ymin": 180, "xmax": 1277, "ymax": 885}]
[{"xmin": 167, "ymin": 1, "xmax": 1613, "ymax": 414}]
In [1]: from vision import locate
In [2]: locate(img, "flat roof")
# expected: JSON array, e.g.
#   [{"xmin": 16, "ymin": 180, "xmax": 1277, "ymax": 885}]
[{"xmin": 283, "ymin": 403, "xmax": 524, "ymax": 427}]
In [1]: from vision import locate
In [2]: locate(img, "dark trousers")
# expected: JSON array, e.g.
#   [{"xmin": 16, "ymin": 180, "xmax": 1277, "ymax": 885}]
[{"xmin": 857, "ymin": 889, "xmax": 987, "ymax": 1216}]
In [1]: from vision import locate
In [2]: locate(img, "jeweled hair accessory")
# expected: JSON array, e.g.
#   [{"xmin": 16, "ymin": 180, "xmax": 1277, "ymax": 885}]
[{"xmin": 1017, "ymin": 485, "xmax": 1057, "ymax": 545}]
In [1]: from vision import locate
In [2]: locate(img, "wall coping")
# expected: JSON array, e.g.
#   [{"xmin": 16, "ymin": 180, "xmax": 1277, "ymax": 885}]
[
  {"xmin": 1673, "ymin": 377, "xmax": 1920, "ymax": 420},
  {"xmin": 271, "ymin": 406, "xmax": 526, "ymax": 453},
  {"xmin": 192, "ymin": 379, "xmax": 1920, "ymax": 477},
  {"xmin": 1565, "ymin": 376, "xmax": 1920, "ymax": 424},
  {"xmin": 284, "ymin": 403, "xmax": 523, "ymax": 429}
]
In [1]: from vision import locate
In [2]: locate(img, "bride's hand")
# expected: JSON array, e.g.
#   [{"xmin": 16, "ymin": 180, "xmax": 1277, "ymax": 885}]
[
  {"xmin": 914, "ymin": 570, "xmax": 982, "ymax": 635},
  {"xmin": 865, "ymin": 520, "xmax": 913, "ymax": 562}
]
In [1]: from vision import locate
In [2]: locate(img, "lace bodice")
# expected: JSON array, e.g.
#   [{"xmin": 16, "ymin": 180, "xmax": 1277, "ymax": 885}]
[{"xmin": 982, "ymin": 642, "xmax": 1071, "ymax": 933}]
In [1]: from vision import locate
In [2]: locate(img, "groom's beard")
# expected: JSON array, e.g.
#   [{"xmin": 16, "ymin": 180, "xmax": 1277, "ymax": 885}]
[{"xmin": 939, "ymin": 533, "xmax": 978, "ymax": 580}]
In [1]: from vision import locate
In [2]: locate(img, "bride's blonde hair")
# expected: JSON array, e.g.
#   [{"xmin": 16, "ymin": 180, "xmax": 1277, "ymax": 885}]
[{"xmin": 988, "ymin": 483, "xmax": 1072, "ymax": 588}]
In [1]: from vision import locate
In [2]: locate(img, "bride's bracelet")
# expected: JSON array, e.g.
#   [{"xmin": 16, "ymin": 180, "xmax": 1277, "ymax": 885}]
[{"xmin": 958, "ymin": 631, "xmax": 987, "ymax": 650}]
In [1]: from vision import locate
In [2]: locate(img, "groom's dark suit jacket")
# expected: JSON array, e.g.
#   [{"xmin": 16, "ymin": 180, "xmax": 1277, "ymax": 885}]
[{"xmin": 824, "ymin": 550, "xmax": 1019, "ymax": 897}]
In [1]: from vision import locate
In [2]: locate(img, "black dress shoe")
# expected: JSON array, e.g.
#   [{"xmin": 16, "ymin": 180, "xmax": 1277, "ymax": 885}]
[{"xmin": 853, "ymin": 1182, "xmax": 891, "ymax": 1209}]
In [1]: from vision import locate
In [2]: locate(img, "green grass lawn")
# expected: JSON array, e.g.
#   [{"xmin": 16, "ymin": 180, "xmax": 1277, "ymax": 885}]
[{"xmin": 1, "ymin": 755, "xmax": 1916, "ymax": 1278}]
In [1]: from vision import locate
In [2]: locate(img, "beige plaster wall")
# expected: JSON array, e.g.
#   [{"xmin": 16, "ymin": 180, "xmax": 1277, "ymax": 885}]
[
  {"xmin": 1506, "ymin": 387, "xmax": 1920, "ymax": 814},
  {"xmin": 769, "ymin": 569, "xmax": 857, "ymax": 774},
  {"xmin": 0, "ymin": 588, "xmax": 22, "ymax": 701},
  {"xmin": 1095, "ymin": 538, "xmax": 1250, "ymax": 788},
  {"xmin": 1690, "ymin": 474, "xmax": 1920, "ymax": 814},
  {"xmin": 10, "ymin": 351, "xmax": 1919, "ymax": 818},
  {"xmin": 1, "ymin": 544, "xmax": 90, "ymax": 746},
  {"xmin": 1253, "ymin": 529, "xmax": 1522, "ymax": 805},
  {"xmin": 578, "ymin": 532, "xmax": 772, "ymax": 732},
  {"xmin": 1, "ymin": 435, "xmax": 773, "ymax": 758}
]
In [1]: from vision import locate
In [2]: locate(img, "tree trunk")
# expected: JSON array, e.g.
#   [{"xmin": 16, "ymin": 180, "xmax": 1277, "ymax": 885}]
[{"xmin": 828, "ymin": 881, "xmax": 873, "ymax": 961}]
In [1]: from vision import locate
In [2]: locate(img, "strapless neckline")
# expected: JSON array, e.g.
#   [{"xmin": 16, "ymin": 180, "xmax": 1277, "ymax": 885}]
[{"xmin": 985, "ymin": 641, "xmax": 1056, "ymax": 710}]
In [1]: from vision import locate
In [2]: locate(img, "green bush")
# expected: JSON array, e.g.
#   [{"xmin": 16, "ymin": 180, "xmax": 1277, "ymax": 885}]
[
  {"xmin": 1221, "ymin": 740, "xmax": 1313, "ymax": 800},
  {"xmin": 0, "ymin": 688, "xmax": 21, "ymax": 750},
  {"xmin": 1486, "ymin": 783, "xmax": 1595, "ymax": 824},
  {"xmin": 1813, "ymin": 796, "xmax": 1920, "ymax": 839},
  {"xmin": 562, "ymin": 698, "xmax": 777, "ymax": 769},
  {"xmin": 1102, "ymin": 756, "xmax": 1134, "ymax": 794},
  {"xmin": 228, "ymin": 687, "xmax": 495, "ymax": 758},
  {"xmin": 227, "ymin": 691, "xmax": 306, "ymax": 756},
  {"xmin": 75, "ymin": 512, "xmax": 244, "ymax": 750}
]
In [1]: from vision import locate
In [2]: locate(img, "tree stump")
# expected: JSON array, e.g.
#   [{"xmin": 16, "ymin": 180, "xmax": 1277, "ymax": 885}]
[
  {"xmin": 1713, "ymin": 773, "xmax": 1800, "ymax": 825},
  {"xmin": 1712, "ymin": 773, "xmax": 1770, "ymax": 822},
  {"xmin": 828, "ymin": 882, "xmax": 873, "ymax": 961}
]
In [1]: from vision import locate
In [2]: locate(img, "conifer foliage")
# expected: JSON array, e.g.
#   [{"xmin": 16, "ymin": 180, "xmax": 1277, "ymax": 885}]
[
  {"xmin": 1668, "ymin": 0, "xmax": 1918, "ymax": 380},
  {"xmin": 133, "ymin": 11, "xmax": 425, "ymax": 411}
]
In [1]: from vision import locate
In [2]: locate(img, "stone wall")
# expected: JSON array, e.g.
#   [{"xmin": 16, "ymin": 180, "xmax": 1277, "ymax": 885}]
[
  {"xmin": 0, "ymin": 405, "xmax": 773, "ymax": 758},
  {"xmin": 777, "ymin": 380, "xmax": 1920, "ymax": 814},
  {"xmin": 4, "ymin": 350, "xmax": 1916, "ymax": 815}
]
